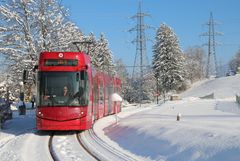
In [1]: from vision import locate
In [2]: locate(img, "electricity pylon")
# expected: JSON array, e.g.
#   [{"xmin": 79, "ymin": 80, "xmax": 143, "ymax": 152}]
[
  {"xmin": 129, "ymin": 1, "xmax": 152, "ymax": 102},
  {"xmin": 201, "ymin": 12, "xmax": 223, "ymax": 78}
]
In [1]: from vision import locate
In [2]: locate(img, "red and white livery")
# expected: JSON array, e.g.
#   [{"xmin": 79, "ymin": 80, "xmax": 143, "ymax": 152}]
[{"xmin": 36, "ymin": 52, "xmax": 121, "ymax": 130}]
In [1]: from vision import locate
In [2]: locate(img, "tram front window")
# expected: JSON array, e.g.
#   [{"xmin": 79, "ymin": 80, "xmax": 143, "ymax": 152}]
[{"xmin": 39, "ymin": 71, "xmax": 88, "ymax": 106}]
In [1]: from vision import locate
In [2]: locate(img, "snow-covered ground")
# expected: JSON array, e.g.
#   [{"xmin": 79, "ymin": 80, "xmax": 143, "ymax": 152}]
[
  {"xmin": 97, "ymin": 75, "xmax": 240, "ymax": 161},
  {"xmin": 1, "ymin": 75, "xmax": 240, "ymax": 161}
]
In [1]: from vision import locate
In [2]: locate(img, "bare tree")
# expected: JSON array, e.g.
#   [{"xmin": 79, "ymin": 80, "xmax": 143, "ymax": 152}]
[
  {"xmin": 229, "ymin": 49, "xmax": 240, "ymax": 71},
  {"xmin": 184, "ymin": 46, "xmax": 206, "ymax": 83}
]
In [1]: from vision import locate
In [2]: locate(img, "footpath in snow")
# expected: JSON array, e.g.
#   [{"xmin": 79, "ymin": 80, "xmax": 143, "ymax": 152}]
[{"xmin": 95, "ymin": 75, "xmax": 240, "ymax": 161}]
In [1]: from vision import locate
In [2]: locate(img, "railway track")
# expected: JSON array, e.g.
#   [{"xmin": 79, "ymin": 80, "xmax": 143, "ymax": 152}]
[
  {"xmin": 47, "ymin": 130, "xmax": 139, "ymax": 161},
  {"xmin": 78, "ymin": 129, "xmax": 140, "ymax": 161},
  {"xmin": 49, "ymin": 131, "xmax": 97, "ymax": 161},
  {"xmin": 76, "ymin": 132, "xmax": 101, "ymax": 161},
  {"xmin": 48, "ymin": 132, "xmax": 59, "ymax": 161}
]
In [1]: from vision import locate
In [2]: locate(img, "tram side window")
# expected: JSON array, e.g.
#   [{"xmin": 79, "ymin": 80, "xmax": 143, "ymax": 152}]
[
  {"xmin": 78, "ymin": 71, "xmax": 89, "ymax": 106},
  {"xmin": 108, "ymin": 86, "xmax": 114, "ymax": 97},
  {"xmin": 116, "ymin": 86, "xmax": 119, "ymax": 93},
  {"xmin": 108, "ymin": 86, "xmax": 114, "ymax": 112},
  {"xmin": 93, "ymin": 79, "xmax": 98, "ymax": 106},
  {"xmin": 99, "ymin": 85, "xmax": 104, "ymax": 105},
  {"xmin": 84, "ymin": 74, "xmax": 89, "ymax": 105},
  {"xmin": 105, "ymin": 84, "xmax": 108, "ymax": 105}
]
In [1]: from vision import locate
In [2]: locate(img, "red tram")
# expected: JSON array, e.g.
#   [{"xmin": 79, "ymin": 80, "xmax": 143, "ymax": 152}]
[{"xmin": 36, "ymin": 52, "xmax": 121, "ymax": 130}]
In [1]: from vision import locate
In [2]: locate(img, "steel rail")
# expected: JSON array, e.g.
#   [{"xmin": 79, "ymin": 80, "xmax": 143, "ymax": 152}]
[
  {"xmin": 76, "ymin": 132, "xmax": 101, "ymax": 161},
  {"xmin": 48, "ymin": 132, "xmax": 59, "ymax": 161},
  {"xmin": 78, "ymin": 130, "xmax": 139, "ymax": 161}
]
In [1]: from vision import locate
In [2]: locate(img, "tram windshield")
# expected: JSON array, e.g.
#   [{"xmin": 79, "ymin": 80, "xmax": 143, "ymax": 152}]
[{"xmin": 38, "ymin": 71, "xmax": 89, "ymax": 107}]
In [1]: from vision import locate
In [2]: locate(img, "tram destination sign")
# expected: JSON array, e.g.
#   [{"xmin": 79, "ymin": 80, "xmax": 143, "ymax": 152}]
[{"xmin": 44, "ymin": 59, "xmax": 78, "ymax": 66}]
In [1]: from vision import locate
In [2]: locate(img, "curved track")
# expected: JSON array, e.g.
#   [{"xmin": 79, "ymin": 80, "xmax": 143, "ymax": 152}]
[
  {"xmin": 48, "ymin": 130, "xmax": 139, "ymax": 161},
  {"xmin": 48, "ymin": 132, "xmax": 59, "ymax": 161},
  {"xmin": 49, "ymin": 131, "xmax": 97, "ymax": 161},
  {"xmin": 78, "ymin": 129, "xmax": 140, "ymax": 161},
  {"xmin": 76, "ymin": 132, "xmax": 101, "ymax": 161},
  {"xmin": 0, "ymin": 110, "xmax": 140, "ymax": 161}
]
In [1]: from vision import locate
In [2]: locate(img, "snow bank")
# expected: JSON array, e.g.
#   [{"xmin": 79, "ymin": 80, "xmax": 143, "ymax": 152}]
[
  {"xmin": 181, "ymin": 75, "xmax": 240, "ymax": 99},
  {"xmin": 101, "ymin": 76, "xmax": 240, "ymax": 161}
]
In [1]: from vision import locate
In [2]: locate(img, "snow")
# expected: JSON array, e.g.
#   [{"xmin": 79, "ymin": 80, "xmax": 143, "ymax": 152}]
[
  {"xmin": 98, "ymin": 75, "xmax": 240, "ymax": 161},
  {"xmin": 52, "ymin": 132, "xmax": 96, "ymax": 161},
  {"xmin": 0, "ymin": 110, "xmax": 38, "ymax": 161},
  {"xmin": 1, "ymin": 75, "xmax": 240, "ymax": 161},
  {"xmin": 181, "ymin": 76, "xmax": 240, "ymax": 99},
  {"xmin": 111, "ymin": 93, "xmax": 123, "ymax": 102}
]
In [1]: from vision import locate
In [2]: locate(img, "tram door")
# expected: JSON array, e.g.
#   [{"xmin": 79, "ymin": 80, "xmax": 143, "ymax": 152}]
[
  {"xmin": 108, "ymin": 84, "xmax": 114, "ymax": 114},
  {"xmin": 93, "ymin": 76, "xmax": 98, "ymax": 120}
]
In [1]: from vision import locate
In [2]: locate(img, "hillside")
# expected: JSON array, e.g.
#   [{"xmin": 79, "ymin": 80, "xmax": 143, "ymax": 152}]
[
  {"xmin": 100, "ymin": 75, "xmax": 240, "ymax": 161},
  {"xmin": 181, "ymin": 75, "xmax": 240, "ymax": 99}
]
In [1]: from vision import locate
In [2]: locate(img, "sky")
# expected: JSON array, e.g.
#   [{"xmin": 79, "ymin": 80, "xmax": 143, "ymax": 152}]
[{"xmin": 61, "ymin": 0, "xmax": 240, "ymax": 69}]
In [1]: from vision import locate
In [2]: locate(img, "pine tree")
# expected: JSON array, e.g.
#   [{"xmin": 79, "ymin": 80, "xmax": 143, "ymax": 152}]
[
  {"xmin": 95, "ymin": 33, "xmax": 115, "ymax": 75},
  {"xmin": 152, "ymin": 23, "xmax": 186, "ymax": 99},
  {"xmin": 87, "ymin": 32, "xmax": 98, "ymax": 66}
]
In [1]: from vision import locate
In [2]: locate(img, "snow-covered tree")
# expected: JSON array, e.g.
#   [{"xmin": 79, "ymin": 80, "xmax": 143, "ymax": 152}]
[
  {"xmin": 229, "ymin": 49, "xmax": 240, "ymax": 71},
  {"xmin": 0, "ymin": 0, "xmax": 81, "ymax": 99},
  {"xmin": 125, "ymin": 68, "xmax": 155, "ymax": 103},
  {"xmin": 52, "ymin": 22, "xmax": 84, "ymax": 51},
  {"xmin": 0, "ymin": 0, "xmax": 37, "ymax": 84},
  {"xmin": 184, "ymin": 46, "xmax": 205, "ymax": 83},
  {"xmin": 152, "ymin": 23, "xmax": 186, "ymax": 99},
  {"xmin": 35, "ymin": 0, "xmax": 67, "ymax": 51},
  {"xmin": 85, "ymin": 32, "xmax": 98, "ymax": 63},
  {"xmin": 114, "ymin": 59, "xmax": 129, "ymax": 98},
  {"xmin": 95, "ymin": 33, "xmax": 115, "ymax": 75},
  {"xmin": 142, "ymin": 71, "xmax": 156, "ymax": 101},
  {"xmin": 0, "ymin": 1, "xmax": 118, "ymax": 100}
]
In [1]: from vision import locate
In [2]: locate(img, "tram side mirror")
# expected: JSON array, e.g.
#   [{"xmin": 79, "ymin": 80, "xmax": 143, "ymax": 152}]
[
  {"xmin": 37, "ymin": 71, "xmax": 40, "ymax": 80},
  {"xmin": 76, "ymin": 73, "xmax": 79, "ymax": 81},
  {"xmin": 80, "ymin": 71, "xmax": 84, "ymax": 80},
  {"xmin": 33, "ymin": 65, "xmax": 38, "ymax": 72}
]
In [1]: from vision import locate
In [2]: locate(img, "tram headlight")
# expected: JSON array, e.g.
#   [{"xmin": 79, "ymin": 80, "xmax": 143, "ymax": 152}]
[
  {"xmin": 38, "ymin": 111, "xmax": 43, "ymax": 117},
  {"xmin": 79, "ymin": 111, "xmax": 84, "ymax": 117}
]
